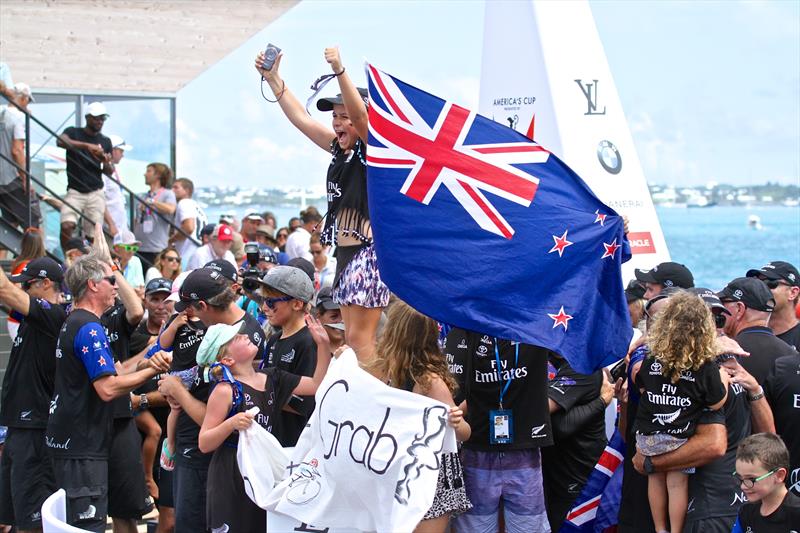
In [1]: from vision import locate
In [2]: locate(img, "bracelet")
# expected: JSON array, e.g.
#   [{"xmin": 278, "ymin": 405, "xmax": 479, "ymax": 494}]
[
  {"xmin": 261, "ymin": 78, "xmax": 285, "ymax": 103},
  {"xmin": 335, "ymin": 67, "xmax": 346, "ymax": 77},
  {"xmin": 747, "ymin": 386, "xmax": 764, "ymax": 402},
  {"xmin": 110, "ymin": 262, "xmax": 120, "ymax": 272}
]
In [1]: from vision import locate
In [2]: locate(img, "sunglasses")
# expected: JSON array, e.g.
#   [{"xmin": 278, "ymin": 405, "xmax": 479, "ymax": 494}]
[
  {"xmin": 763, "ymin": 279, "xmax": 790, "ymax": 290},
  {"xmin": 116, "ymin": 244, "xmax": 139, "ymax": 252},
  {"xmin": 164, "ymin": 256, "xmax": 181, "ymax": 263},
  {"xmin": 277, "ymin": 233, "xmax": 288, "ymax": 239},
  {"xmin": 101, "ymin": 275, "xmax": 117, "ymax": 286},
  {"xmin": 263, "ymin": 296, "xmax": 293, "ymax": 309},
  {"xmin": 732, "ymin": 468, "xmax": 778, "ymax": 489}
]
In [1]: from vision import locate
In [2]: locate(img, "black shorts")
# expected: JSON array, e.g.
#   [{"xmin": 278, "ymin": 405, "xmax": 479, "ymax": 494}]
[
  {"xmin": 0, "ymin": 427, "xmax": 55, "ymax": 529},
  {"xmin": 109, "ymin": 417, "xmax": 153, "ymax": 519},
  {"xmin": 173, "ymin": 463, "xmax": 208, "ymax": 533},
  {"xmin": 157, "ymin": 437, "xmax": 174, "ymax": 509},
  {"xmin": 52, "ymin": 457, "xmax": 109, "ymax": 533}
]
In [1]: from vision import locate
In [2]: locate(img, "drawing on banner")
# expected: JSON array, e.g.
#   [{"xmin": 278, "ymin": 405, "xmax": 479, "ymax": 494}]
[
  {"xmin": 395, "ymin": 405, "xmax": 448, "ymax": 504},
  {"xmin": 286, "ymin": 458, "xmax": 322, "ymax": 505}
]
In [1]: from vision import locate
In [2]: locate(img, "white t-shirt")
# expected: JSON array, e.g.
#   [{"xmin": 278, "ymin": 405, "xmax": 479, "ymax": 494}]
[
  {"xmin": 285, "ymin": 227, "xmax": 312, "ymax": 261},
  {"xmin": 104, "ymin": 171, "xmax": 129, "ymax": 233},
  {"xmin": 173, "ymin": 198, "xmax": 200, "ymax": 263},
  {"xmin": 186, "ymin": 243, "xmax": 236, "ymax": 271},
  {"xmin": 0, "ymin": 106, "xmax": 25, "ymax": 186}
]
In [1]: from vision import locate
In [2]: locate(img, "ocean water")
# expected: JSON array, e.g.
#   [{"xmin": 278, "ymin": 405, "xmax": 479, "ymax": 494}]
[{"xmin": 654, "ymin": 205, "xmax": 800, "ymax": 291}]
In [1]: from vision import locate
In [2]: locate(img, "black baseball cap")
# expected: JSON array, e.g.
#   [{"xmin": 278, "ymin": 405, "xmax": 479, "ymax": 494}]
[
  {"xmin": 717, "ymin": 277, "xmax": 775, "ymax": 312},
  {"xmin": 316, "ymin": 286, "xmax": 339, "ymax": 311},
  {"xmin": 64, "ymin": 237, "xmax": 89, "ymax": 254},
  {"xmin": 287, "ymin": 257, "xmax": 315, "ymax": 282},
  {"xmin": 746, "ymin": 261, "xmax": 800, "ymax": 288},
  {"xmin": 10, "ymin": 257, "xmax": 64, "ymax": 284},
  {"xmin": 204, "ymin": 259, "xmax": 238, "ymax": 284},
  {"xmin": 145, "ymin": 277, "xmax": 173, "ymax": 296},
  {"xmin": 317, "ymin": 87, "xmax": 368, "ymax": 112},
  {"xmin": 200, "ymin": 223, "xmax": 217, "ymax": 237},
  {"xmin": 634, "ymin": 262, "xmax": 694, "ymax": 289},
  {"xmin": 175, "ymin": 268, "xmax": 228, "ymax": 312},
  {"xmin": 688, "ymin": 287, "xmax": 731, "ymax": 315},
  {"xmin": 625, "ymin": 280, "xmax": 646, "ymax": 303}
]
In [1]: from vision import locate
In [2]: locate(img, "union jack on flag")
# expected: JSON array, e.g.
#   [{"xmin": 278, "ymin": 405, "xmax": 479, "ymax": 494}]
[{"xmin": 365, "ymin": 64, "xmax": 631, "ymax": 373}]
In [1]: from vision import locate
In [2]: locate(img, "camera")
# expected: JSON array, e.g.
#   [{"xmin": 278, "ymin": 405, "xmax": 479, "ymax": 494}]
[{"xmin": 263, "ymin": 43, "xmax": 281, "ymax": 71}]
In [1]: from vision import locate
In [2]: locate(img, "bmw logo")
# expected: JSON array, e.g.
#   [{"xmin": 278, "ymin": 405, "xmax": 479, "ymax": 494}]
[{"xmin": 597, "ymin": 140, "xmax": 622, "ymax": 175}]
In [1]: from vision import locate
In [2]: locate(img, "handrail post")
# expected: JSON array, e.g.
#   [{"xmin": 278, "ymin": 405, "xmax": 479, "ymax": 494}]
[{"xmin": 24, "ymin": 111, "xmax": 31, "ymax": 228}]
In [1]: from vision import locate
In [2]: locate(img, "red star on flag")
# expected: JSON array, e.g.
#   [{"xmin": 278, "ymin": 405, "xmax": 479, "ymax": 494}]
[
  {"xmin": 602, "ymin": 239, "xmax": 620, "ymax": 259},
  {"xmin": 81, "ymin": 346, "xmax": 89, "ymax": 354},
  {"xmin": 548, "ymin": 306, "xmax": 573, "ymax": 331},
  {"xmin": 98, "ymin": 356, "xmax": 106, "ymax": 366},
  {"xmin": 548, "ymin": 230, "xmax": 574, "ymax": 257},
  {"xmin": 89, "ymin": 329, "xmax": 97, "ymax": 336},
  {"xmin": 594, "ymin": 210, "xmax": 607, "ymax": 226}
]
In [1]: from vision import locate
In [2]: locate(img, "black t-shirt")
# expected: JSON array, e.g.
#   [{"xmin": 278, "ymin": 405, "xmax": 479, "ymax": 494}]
[
  {"xmin": 735, "ymin": 491, "xmax": 800, "ymax": 532},
  {"xmin": 62, "ymin": 126, "xmax": 112, "ymax": 193},
  {"xmin": 764, "ymin": 352, "xmax": 800, "ymax": 496},
  {"xmin": 219, "ymin": 368, "xmax": 300, "ymax": 448},
  {"xmin": 444, "ymin": 328, "xmax": 553, "ymax": 451},
  {"xmin": 0, "ymin": 296, "xmax": 67, "ymax": 429},
  {"xmin": 101, "ymin": 304, "xmax": 139, "ymax": 419},
  {"xmin": 776, "ymin": 322, "xmax": 800, "ymax": 353},
  {"xmin": 736, "ymin": 326, "xmax": 796, "ymax": 385},
  {"xmin": 634, "ymin": 356, "xmax": 726, "ymax": 438},
  {"xmin": 686, "ymin": 382, "xmax": 752, "ymax": 523},
  {"xmin": 541, "ymin": 356, "xmax": 607, "ymax": 505},
  {"xmin": 128, "ymin": 319, "xmax": 158, "ymax": 360},
  {"xmin": 236, "ymin": 311, "xmax": 268, "ymax": 361},
  {"xmin": 264, "ymin": 327, "xmax": 317, "ymax": 447},
  {"xmin": 45, "ymin": 308, "xmax": 118, "ymax": 458},
  {"xmin": 168, "ymin": 315, "xmax": 209, "ymax": 469}
]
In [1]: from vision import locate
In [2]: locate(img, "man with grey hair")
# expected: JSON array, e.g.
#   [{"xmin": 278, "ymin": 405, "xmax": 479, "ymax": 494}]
[{"xmin": 45, "ymin": 252, "xmax": 170, "ymax": 532}]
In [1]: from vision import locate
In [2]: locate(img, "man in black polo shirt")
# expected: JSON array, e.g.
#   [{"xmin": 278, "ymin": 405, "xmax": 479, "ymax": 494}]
[
  {"xmin": 0, "ymin": 258, "xmax": 66, "ymax": 532},
  {"xmin": 156, "ymin": 267, "xmax": 265, "ymax": 533},
  {"xmin": 101, "ymin": 271, "xmax": 153, "ymax": 533},
  {"xmin": 718, "ymin": 277, "xmax": 796, "ymax": 385},
  {"xmin": 45, "ymin": 253, "xmax": 169, "ymax": 532},
  {"xmin": 764, "ymin": 349, "xmax": 800, "ymax": 496},
  {"xmin": 634, "ymin": 261, "xmax": 694, "ymax": 299},
  {"xmin": 56, "ymin": 102, "xmax": 113, "ymax": 250},
  {"xmin": 445, "ymin": 329, "xmax": 552, "ymax": 533},
  {"xmin": 746, "ymin": 260, "xmax": 800, "ymax": 352},
  {"xmin": 542, "ymin": 355, "xmax": 613, "ymax": 530}
]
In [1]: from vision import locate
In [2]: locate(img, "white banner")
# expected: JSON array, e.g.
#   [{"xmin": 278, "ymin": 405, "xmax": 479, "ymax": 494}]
[
  {"xmin": 266, "ymin": 350, "xmax": 457, "ymax": 533},
  {"xmin": 479, "ymin": 0, "xmax": 671, "ymax": 279}
]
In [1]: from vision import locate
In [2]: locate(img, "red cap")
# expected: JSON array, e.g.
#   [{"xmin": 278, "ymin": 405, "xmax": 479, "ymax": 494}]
[{"xmin": 216, "ymin": 224, "xmax": 234, "ymax": 242}]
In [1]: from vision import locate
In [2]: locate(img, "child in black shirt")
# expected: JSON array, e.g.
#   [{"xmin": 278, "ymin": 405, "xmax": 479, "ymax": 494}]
[
  {"xmin": 732, "ymin": 432, "xmax": 800, "ymax": 532},
  {"xmin": 635, "ymin": 292, "xmax": 728, "ymax": 533}
]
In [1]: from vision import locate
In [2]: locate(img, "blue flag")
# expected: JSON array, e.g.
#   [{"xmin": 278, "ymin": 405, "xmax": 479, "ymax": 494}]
[
  {"xmin": 365, "ymin": 64, "xmax": 632, "ymax": 373},
  {"xmin": 560, "ymin": 429, "xmax": 625, "ymax": 532}
]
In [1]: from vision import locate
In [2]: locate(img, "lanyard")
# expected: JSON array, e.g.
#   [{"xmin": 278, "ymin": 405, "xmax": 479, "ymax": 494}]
[{"xmin": 494, "ymin": 339, "xmax": 519, "ymax": 409}]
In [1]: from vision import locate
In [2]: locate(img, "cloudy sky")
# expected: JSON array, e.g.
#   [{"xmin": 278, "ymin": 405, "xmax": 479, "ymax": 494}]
[{"xmin": 38, "ymin": 0, "xmax": 798, "ymax": 191}]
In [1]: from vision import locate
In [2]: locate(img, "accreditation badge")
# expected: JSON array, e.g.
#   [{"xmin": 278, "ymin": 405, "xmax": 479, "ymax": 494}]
[{"xmin": 489, "ymin": 409, "xmax": 514, "ymax": 445}]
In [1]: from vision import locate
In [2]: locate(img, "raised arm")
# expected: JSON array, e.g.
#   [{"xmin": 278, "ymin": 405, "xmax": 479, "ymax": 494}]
[
  {"xmin": 93, "ymin": 222, "xmax": 142, "ymax": 325},
  {"xmin": 293, "ymin": 314, "xmax": 333, "ymax": 397},
  {"xmin": 325, "ymin": 47, "xmax": 368, "ymax": 142},
  {"xmin": 254, "ymin": 51, "xmax": 334, "ymax": 151},
  {"xmin": 0, "ymin": 266, "xmax": 30, "ymax": 316}
]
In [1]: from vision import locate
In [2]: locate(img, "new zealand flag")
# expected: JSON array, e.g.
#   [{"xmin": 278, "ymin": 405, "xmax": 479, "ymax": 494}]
[{"xmin": 366, "ymin": 64, "xmax": 632, "ymax": 373}]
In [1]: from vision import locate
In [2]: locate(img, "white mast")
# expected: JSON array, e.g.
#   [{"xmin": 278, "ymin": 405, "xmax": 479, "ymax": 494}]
[{"xmin": 479, "ymin": 0, "xmax": 670, "ymax": 279}]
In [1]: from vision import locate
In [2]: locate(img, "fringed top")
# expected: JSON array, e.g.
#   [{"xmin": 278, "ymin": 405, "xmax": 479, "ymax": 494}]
[{"xmin": 320, "ymin": 138, "xmax": 372, "ymax": 246}]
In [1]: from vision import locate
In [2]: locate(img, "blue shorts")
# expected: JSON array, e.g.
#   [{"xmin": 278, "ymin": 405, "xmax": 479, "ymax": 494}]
[{"xmin": 453, "ymin": 448, "xmax": 551, "ymax": 533}]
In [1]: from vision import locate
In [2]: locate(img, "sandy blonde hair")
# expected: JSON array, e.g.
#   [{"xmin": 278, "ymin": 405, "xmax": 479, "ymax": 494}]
[
  {"xmin": 368, "ymin": 300, "xmax": 457, "ymax": 395},
  {"xmin": 648, "ymin": 291, "xmax": 717, "ymax": 383}
]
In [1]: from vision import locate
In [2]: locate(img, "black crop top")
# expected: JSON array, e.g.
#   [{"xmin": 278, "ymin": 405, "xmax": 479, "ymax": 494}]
[{"xmin": 321, "ymin": 138, "xmax": 372, "ymax": 246}]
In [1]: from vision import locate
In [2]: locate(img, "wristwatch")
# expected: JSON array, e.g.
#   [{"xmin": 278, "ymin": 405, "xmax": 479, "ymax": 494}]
[
  {"xmin": 747, "ymin": 386, "xmax": 765, "ymax": 402},
  {"xmin": 643, "ymin": 455, "xmax": 655, "ymax": 474},
  {"xmin": 139, "ymin": 393, "xmax": 149, "ymax": 410}
]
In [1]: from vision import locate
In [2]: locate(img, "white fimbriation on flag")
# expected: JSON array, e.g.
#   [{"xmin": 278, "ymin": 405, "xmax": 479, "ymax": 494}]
[
  {"xmin": 479, "ymin": 0, "xmax": 670, "ymax": 279},
  {"xmin": 266, "ymin": 349, "xmax": 457, "ymax": 533}
]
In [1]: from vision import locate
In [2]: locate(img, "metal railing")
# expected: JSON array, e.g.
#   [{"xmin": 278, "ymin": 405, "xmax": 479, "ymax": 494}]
[{"xmin": 0, "ymin": 95, "xmax": 201, "ymax": 249}]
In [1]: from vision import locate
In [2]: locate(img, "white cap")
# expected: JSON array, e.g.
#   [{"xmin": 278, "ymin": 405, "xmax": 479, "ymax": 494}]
[
  {"xmin": 108, "ymin": 134, "xmax": 133, "ymax": 152},
  {"xmin": 13, "ymin": 83, "xmax": 34, "ymax": 102},
  {"xmin": 85, "ymin": 102, "xmax": 109, "ymax": 117},
  {"xmin": 113, "ymin": 229, "xmax": 141, "ymax": 246},
  {"xmin": 166, "ymin": 270, "xmax": 192, "ymax": 303}
]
